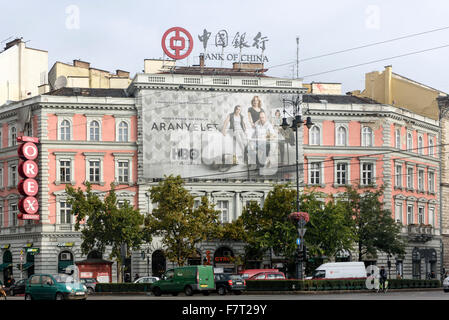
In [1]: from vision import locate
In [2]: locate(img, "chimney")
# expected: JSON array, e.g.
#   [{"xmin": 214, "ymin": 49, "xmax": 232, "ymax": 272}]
[
  {"xmin": 116, "ymin": 70, "xmax": 130, "ymax": 78},
  {"xmin": 199, "ymin": 54, "xmax": 205, "ymax": 72},
  {"xmin": 73, "ymin": 60, "xmax": 90, "ymax": 69}
]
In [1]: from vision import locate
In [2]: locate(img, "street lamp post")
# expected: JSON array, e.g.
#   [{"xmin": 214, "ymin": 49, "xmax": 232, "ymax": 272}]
[{"xmin": 281, "ymin": 94, "xmax": 313, "ymax": 280}]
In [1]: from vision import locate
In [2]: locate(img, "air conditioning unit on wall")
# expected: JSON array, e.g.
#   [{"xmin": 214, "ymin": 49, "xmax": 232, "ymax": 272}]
[{"xmin": 60, "ymin": 252, "xmax": 72, "ymax": 261}]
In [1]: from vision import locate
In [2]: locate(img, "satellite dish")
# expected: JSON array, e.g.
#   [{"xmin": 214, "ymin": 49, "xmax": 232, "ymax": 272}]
[{"xmin": 53, "ymin": 76, "xmax": 67, "ymax": 90}]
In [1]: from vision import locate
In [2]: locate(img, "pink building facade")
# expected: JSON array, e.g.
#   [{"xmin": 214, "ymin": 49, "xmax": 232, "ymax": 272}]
[{"xmin": 303, "ymin": 94, "xmax": 440, "ymax": 279}]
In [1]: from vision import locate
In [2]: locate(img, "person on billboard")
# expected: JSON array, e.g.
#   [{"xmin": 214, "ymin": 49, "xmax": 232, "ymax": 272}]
[
  {"xmin": 251, "ymin": 111, "xmax": 276, "ymax": 168},
  {"xmin": 247, "ymin": 96, "xmax": 265, "ymax": 128},
  {"xmin": 221, "ymin": 105, "xmax": 248, "ymax": 164}
]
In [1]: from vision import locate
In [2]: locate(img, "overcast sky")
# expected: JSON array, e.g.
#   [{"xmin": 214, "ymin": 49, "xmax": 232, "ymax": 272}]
[{"xmin": 2, "ymin": 0, "xmax": 449, "ymax": 93}]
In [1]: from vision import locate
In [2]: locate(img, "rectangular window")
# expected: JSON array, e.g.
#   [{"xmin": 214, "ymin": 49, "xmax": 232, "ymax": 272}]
[
  {"xmin": 336, "ymin": 163, "xmax": 347, "ymax": 185},
  {"xmin": 0, "ymin": 168, "xmax": 3, "ymax": 188},
  {"xmin": 395, "ymin": 129, "xmax": 401, "ymax": 149},
  {"xmin": 9, "ymin": 164, "xmax": 17, "ymax": 187},
  {"xmin": 0, "ymin": 206, "xmax": 3, "ymax": 227},
  {"xmin": 428, "ymin": 171, "xmax": 435, "ymax": 193},
  {"xmin": 407, "ymin": 205, "xmax": 414, "ymax": 224},
  {"xmin": 59, "ymin": 160, "xmax": 71, "ymax": 183},
  {"xmin": 418, "ymin": 206, "xmax": 425, "ymax": 224},
  {"xmin": 10, "ymin": 203, "xmax": 18, "ymax": 227},
  {"xmin": 118, "ymin": 161, "xmax": 129, "ymax": 184},
  {"xmin": 395, "ymin": 202, "xmax": 403, "ymax": 223},
  {"xmin": 361, "ymin": 163, "xmax": 373, "ymax": 185},
  {"xmin": 428, "ymin": 136, "xmax": 434, "ymax": 156},
  {"xmin": 429, "ymin": 207, "xmax": 435, "ymax": 226},
  {"xmin": 395, "ymin": 164, "xmax": 402, "ymax": 188},
  {"xmin": 407, "ymin": 167, "xmax": 414, "ymax": 189},
  {"xmin": 60, "ymin": 201, "xmax": 72, "ymax": 224},
  {"xmin": 310, "ymin": 162, "xmax": 321, "ymax": 185},
  {"xmin": 217, "ymin": 200, "xmax": 229, "ymax": 224},
  {"xmin": 418, "ymin": 169, "xmax": 424, "ymax": 192},
  {"xmin": 88, "ymin": 160, "xmax": 100, "ymax": 183}
]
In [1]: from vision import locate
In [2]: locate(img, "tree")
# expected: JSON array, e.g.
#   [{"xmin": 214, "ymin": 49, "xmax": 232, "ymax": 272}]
[
  {"xmin": 145, "ymin": 175, "xmax": 220, "ymax": 267},
  {"xmin": 66, "ymin": 183, "xmax": 145, "ymax": 282},
  {"xmin": 340, "ymin": 185, "xmax": 405, "ymax": 261},
  {"xmin": 239, "ymin": 184, "xmax": 354, "ymax": 274}
]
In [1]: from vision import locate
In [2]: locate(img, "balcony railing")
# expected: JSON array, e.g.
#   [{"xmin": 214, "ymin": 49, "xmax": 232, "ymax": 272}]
[{"xmin": 407, "ymin": 224, "xmax": 434, "ymax": 242}]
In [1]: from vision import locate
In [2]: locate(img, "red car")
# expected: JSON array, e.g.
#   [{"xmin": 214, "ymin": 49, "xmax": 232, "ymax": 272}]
[
  {"xmin": 248, "ymin": 271, "xmax": 286, "ymax": 280},
  {"xmin": 239, "ymin": 269, "xmax": 280, "ymax": 280}
]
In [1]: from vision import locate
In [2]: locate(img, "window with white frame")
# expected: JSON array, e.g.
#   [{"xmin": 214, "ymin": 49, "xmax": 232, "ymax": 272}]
[
  {"xmin": 418, "ymin": 169, "xmax": 425, "ymax": 192},
  {"xmin": 88, "ymin": 160, "xmax": 100, "ymax": 183},
  {"xmin": 60, "ymin": 119, "xmax": 71, "ymax": 141},
  {"xmin": 406, "ymin": 132, "xmax": 413, "ymax": 151},
  {"xmin": 395, "ymin": 202, "xmax": 403, "ymax": 223},
  {"xmin": 418, "ymin": 135, "xmax": 423, "ymax": 155},
  {"xmin": 335, "ymin": 162, "xmax": 348, "ymax": 185},
  {"xmin": 8, "ymin": 162, "xmax": 18, "ymax": 188},
  {"xmin": 0, "ymin": 205, "xmax": 3, "ymax": 227},
  {"xmin": 9, "ymin": 202, "xmax": 18, "ymax": 227},
  {"xmin": 84, "ymin": 152, "xmax": 105, "ymax": 185},
  {"xmin": 407, "ymin": 204, "xmax": 414, "ymax": 224},
  {"xmin": 395, "ymin": 128, "xmax": 401, "ymax": 149},
  {"xmin": 113, "ymin": 153, "xmax": 134, "ymax": 185},
  {"xmin": 54, "ymin": 152, "xmax": 76, "ymax": 185},
  {"xmin": 310, "ymin": 162, "xmax": 321, "ymax": 185},
  {"xmin": 59, "ymin": 201, "xmax": 72, "ymax": 224},
  {"xmin": 310, "ymin": 126, "xmax": 320, "ymax": 145},
  {"xmin": 9, "ymin": 125, "xmax": 16, "ymax": 147},
  {"xmin": 429, "ymin": 207, "xmax": 435, "ymax": 226},
  {"xmin": 428, "ymin": 136, "xmax": 434, "ymax": 156},
  {"xmin": 117, "ymin": 120, "xmax": 129, "ymax": 142},
  {"xmin": 336, "ymin": 126, "xmax": 347, "ymax": 146},
  {"xmin": 361, "ymin": 127, "xmax": 373, "ymax": 147},
  {"xmin": 0, "ymin": 167, "xmax": 3, "ymax": 188},
  {"xmin": 89, "ymin": 120, "xmax": 101, "ymax": 141},
  {"xmin": 428, "ymin": 171, "xmax": 435, "ymax": 193},
  {"xmin": 361, "ymin": 162, "xmax": 374, "ymax": 185},
  {"xmin": 407, "ymin": 167, "xmax": 414, "ymax": 190},
  {"xmin": 60, "ymin": 160, "xmax": 72, "ymax": 183},
  {"xmin": 216, "ymin": 200, "xmax": 229, "ymax": 223},
  {"xmin": 418, "ymin": 206, "xmax": 425, "ymax": 224},
  {"xmin": 395, "ymin": 164, "xmax": 403, "ymax": 188}
]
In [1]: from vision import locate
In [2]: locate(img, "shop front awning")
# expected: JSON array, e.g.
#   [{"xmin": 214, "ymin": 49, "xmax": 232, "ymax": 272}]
[{"xmin": 0, "ymin": 263, "xmax": 12, "ymax": 271}]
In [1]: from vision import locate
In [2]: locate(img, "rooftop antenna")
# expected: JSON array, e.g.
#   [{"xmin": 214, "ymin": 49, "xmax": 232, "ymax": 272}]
[{"xmin": 296, "ymin": 36, "xmax": 299, "ymax": 79}]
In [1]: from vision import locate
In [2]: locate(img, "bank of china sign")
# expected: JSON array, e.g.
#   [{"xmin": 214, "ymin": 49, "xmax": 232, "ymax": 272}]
[{"xmin": 161, "ymin": 27, "xmax": 269, "ymax": 63}]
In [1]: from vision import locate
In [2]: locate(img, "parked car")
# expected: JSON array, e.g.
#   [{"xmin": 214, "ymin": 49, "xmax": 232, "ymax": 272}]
[
  {"xmin": 9, "ymin": 279, "xmax": 26, "ymax": 296},
  {"xmin": 80, "ymin": 278, "xmax": 97, "ymax": 294},
  {"xmin": 443, "ymin": 276, "xmax": 449, "ymax": 292},
  {"xmin": 151, "ymin": 265, "xmax": 215, "ymax": 296},
  {"xmin": 133, "ymin": 276, "xmax": 160, "ymax": 284},
  {"xmin": 308, "ymin": 262, "xmax": 367, "ymax": 280},
  {"xmin": 214, "ymin": 273, "xmax": 246, "ymax": 295},
  {"xmin": 248, "ymin": 271, "xmax": 286, "ymax": 280},
  {"xmin": 25, "ymin": 274, "xmax": 87, "ymax": 300},
  {"xmin": 238, "ymin": 269, "xmax": 280, "ymax": 280}
]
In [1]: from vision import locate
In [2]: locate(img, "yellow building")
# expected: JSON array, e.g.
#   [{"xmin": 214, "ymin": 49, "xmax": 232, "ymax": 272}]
[
  {"xmin": 48, "ymin": 60, "xmax": 131, "ymax": 90},
  {"xmin": 350, "ymin": 65, "xmax": 447, "ymax": 120},
  {"xmin": 0, "ymin": 38, "xmax": 48, "ymax": 106}
]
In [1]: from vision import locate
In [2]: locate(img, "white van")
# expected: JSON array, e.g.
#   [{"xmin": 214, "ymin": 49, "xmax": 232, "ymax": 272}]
[{"xmin": 309, "ymin": 262, "xmax": 367, "ymax": 279}]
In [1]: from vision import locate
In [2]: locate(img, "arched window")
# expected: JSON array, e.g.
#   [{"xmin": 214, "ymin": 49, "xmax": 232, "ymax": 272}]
[
  {"xmin": 9, "ymin": 126, "xmax": 17, "ymax": 146},
  {"xmin": 310, "ymin": 126, "xmax": 320, "ymax": 145},
  {"xmin": 60, "ymin": 120, "xmax": 71, "ymax": 141},
  {"xmin": 362, "ymin": 127, "xmax": 373, "ymax": 147},
  {"xmin": 89, "ymin": 120, "xmax": 100, "ymax": 141},
  {"xmin": 406, "ymin": 132, "xmax": 413, "ymax": 151},
  {"xmin": 336, "ymin": 126, "xmax": 347, "ymax": 146},
  {"xmin": 418, "ymin": 136, "xmax": 423, "ymax": 155},
  {"xmin": 428, "ymin": 136, "xmax": 434, "ymax": 156},
  {"xmin": 118, "ymin": 121, "xmax": 129, "ymax": 142}
]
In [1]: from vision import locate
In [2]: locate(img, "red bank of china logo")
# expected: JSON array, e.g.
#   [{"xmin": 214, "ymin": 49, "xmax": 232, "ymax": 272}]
[
  {"xmin": 161, "ymin": 27, "xmax": 193, "ymax": 60},
  {"xmin": 17, "ymin": 136, "xmax": 40, "ymax": 220}
]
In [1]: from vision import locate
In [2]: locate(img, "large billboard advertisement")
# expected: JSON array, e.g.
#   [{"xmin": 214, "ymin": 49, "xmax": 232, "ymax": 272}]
[{"xmin": 142, "ymin": 90, "xmax": 301, "ymax": 180}]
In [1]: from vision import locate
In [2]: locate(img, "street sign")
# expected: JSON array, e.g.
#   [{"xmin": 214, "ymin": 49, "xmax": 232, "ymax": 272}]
[
  {"xmin": 296, "ymin": 238, "xmax": 301, "ymax": 245},
  {"xmin": 298, "ymin": 228, "xmax": 307, "ymax": 237}
]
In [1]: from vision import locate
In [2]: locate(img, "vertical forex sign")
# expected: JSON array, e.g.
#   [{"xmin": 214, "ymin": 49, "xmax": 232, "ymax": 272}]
[{"xmin": 17, "ymin": 136, "xmax": 40, "ymax": 220}]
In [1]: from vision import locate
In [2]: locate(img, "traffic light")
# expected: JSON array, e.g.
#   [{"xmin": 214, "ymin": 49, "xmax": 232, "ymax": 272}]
[
  {"xmin": 296, "ymin": 247, "xmax": 303, "ymax": 261},
  {"xmin": 303, "ymin": 246, "xmax": 308, "ymax": 261}
]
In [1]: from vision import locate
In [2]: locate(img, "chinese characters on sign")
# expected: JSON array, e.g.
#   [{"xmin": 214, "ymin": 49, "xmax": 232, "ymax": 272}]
[{"xmin": 198, "ymin": 28, "xmax": 269, "ymax": 63}]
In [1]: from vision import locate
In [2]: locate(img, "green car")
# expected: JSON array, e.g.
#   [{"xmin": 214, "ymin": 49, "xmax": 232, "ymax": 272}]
[
  {"xmin": 25, "ymin": 274, "xmax": 87, "ymax": 300},
  {"xmin": 152, "ymin": 265, "xmax": 215, "ymax": 296}
]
